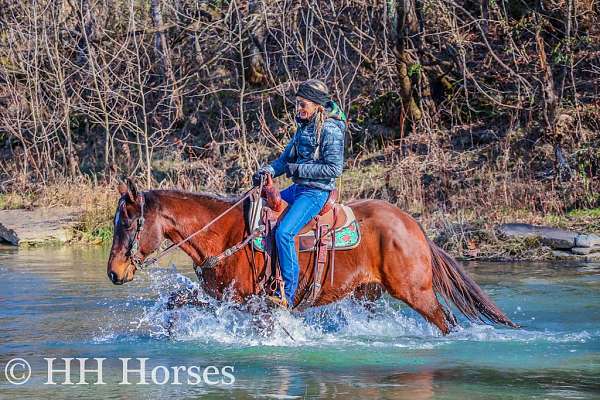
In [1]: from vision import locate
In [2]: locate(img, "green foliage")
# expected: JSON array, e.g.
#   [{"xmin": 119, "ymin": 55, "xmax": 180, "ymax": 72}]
[
  {"xmin": 407, "ymin": 63, "xmax": 422, "ymax": 78},
  {"xmin": 91, "ymin": 226, "xmax": 114, "ymax": 242},
  {"xmin": 567, "ymin": 208, "xmax": 600, "ymax": 219},
  {"xmin": 551, "ymin": 41, "xmax": 571, "ymax": 65},
  {"xmin": 349, "ymin": 103, "xmax": 364, "ymax": 124},
  {"xmin": 367, "ymin": 92, "xmax": 401, "ymax": 126},
  {"xmin": 75, "ymin": 223, "xmax": 113, "ymax": 244},
  {"xmin": 0, "ymin": 192, "xmax": 32, "ymax": 210},
  {"xmin": 73, "ymin": 203, "xmax": 115, "ymax": 244}
]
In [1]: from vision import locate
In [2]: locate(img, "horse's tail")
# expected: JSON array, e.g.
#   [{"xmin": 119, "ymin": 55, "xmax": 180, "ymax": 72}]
[{"xmin": 427, "ymin": 238, "xmax": 518, "ymax": 328}]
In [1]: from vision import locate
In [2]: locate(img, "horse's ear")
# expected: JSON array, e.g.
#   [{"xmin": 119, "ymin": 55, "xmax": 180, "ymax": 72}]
[
  {"xmin": 126, "ymin": 178, "xmax": 139, "ymax": 203},
  {"xmin": 117, "ymin": 181, "xmax": 128, "ymax": 197}
]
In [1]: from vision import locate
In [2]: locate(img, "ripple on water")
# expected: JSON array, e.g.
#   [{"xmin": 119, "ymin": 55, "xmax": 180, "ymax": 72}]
[{"xmin": 93, "ymin": 270, "xmax": 599, "ymax": 350}]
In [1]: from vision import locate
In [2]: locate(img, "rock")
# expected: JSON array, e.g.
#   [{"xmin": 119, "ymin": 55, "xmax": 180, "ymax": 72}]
[
  {"xmin": 552, "ymin": 250, "xmax": 600, "ymax": 261},
  {"xmin": 0, "ymin": 207, "xmax": 84, "ymax": 245},
  {"xmin": 451, "ymin": 128, "xmax": 502, "ymax": 150},
  {"xmin": 541, "ymin": 237, "xmax": 576, "ymax": 250},
  {"xmin": 497, "ymin": 223, "xmax": 578, "ymax": 249},
  {"xmin": 575, "ymin": 234, "xmax": 600, "ymax": 248},
  {"xmin": 552, "ymin": 250, "xmax": 578, "ymax": 259},
  {"xmin": 571, "ymin": 246, "xmax": 600, "ymax": 255}
]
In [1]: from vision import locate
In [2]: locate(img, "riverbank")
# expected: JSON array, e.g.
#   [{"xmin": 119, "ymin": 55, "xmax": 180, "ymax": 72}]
[
  {"xmin": 0, "ymin": 181, "xmax": 114, "ymax": 246},
  {"xmin": 2, "ymin": 180, "xmax": 599, "ymax": 261}
]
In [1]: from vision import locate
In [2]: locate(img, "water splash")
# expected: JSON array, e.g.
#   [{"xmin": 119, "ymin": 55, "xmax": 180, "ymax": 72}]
[{"xmin": 95, "ymin": 268, "xmax": 598, "ymax": 348}]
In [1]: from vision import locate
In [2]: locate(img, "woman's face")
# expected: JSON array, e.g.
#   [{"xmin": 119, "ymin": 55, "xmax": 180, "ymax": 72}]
[{"xmin": 296, "ymin": 96, "xmax": 320, "ymax": 120}]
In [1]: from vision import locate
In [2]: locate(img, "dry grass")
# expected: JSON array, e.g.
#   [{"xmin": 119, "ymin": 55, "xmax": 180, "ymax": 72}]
[
  {"xmin": 0, "ymin": 0, "xmax": 597, "ymax": 255},
  {"xmin": 1, "ymin": 156, "xmax": 597, "ymax": 258},
  {"xmin": 0, "ymin": 177, "xmax": 116, "ymax": 244}
]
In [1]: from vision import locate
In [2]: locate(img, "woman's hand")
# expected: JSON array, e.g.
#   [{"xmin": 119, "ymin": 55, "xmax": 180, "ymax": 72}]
[{"xmin": 252, "ymin": 167, "xmax": 271, "ymax": 186}]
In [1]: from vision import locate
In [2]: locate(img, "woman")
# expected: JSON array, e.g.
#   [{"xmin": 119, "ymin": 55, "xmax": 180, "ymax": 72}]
[{"xmin": 252, "ymin": 79, "xmax": 347, "ymax": 308}]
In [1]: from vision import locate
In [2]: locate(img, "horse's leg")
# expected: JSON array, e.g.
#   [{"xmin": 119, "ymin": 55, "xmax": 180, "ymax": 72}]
[
  {"xmin": 379, "ymin": 241, "xmax": 452, "ymax": 335},
  {"xmin": 241, "ymin": 296, "xmax": 275, "ymax": 336},
  {"xmin": 440, "ymin": 302, "xmax": 458, "ymax": 327},
  {"xmin": 353, "ymin": 283, "xmax": 384, "ymax": 314},
  {"xmin": 408, "ymin": 287, "xmax": 452, "ymax": 335},
  {"xmin": 385, "ymin": 279, "xmax": 451, "ymax": 335},
  {"xmin": 166, "ymin": 288, "xmax": 207, "ymax": 310},
  {"xmin": 165, "ymin": 288, "xmax": 209, "ymax": 336}
]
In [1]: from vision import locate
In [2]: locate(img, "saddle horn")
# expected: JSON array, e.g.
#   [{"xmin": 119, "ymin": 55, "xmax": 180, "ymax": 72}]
[{"xmin": 261, "ymin": 173, "xmax": 285, "ymax": 212}]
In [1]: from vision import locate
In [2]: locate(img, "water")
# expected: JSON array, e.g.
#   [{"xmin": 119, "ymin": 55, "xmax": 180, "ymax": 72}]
[{"xmin": 0, "ymin": 245, "xmax": 599, "ymax": 399}]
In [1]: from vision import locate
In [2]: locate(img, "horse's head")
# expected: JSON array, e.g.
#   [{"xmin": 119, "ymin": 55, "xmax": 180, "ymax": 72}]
[{"xmin": 107, "ymin": 179, "xmax": 163, "ymax": 285}]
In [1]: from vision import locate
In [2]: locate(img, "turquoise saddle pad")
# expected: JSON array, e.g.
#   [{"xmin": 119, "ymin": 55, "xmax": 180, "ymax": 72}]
[{"xmin": 252, "ymin": 219, "xmax": 361, "ymax": 253}]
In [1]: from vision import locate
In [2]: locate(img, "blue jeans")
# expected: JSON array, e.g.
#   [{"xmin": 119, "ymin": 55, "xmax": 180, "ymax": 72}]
[{"xmin": 275, "ymin": 184, "xmax": 329, "ymax": 305}]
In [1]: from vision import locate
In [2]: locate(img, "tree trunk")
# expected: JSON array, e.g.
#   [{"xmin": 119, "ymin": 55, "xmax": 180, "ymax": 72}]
[
  {"xmin": 240, "ymin": 0, "xmax": 269, "ymax": 85},
  {"xmin": 535, "ymin": 22, "xmax": 571, "ymax": 181},
  {"xmin": 388, "ymin": 0, "xmax": 436, "ymax": 134},
  {"xmin": 150, "ymin": 0, "xmax": 183, "ymax": 121}
]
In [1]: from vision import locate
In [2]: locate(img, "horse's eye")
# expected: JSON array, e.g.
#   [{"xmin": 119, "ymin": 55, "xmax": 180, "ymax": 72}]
[{"xmin": 121, "ymin": 219, "xmax": 133, "ymax": 229}]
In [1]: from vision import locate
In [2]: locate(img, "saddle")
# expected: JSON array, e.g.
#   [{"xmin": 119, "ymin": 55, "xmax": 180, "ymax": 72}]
[{"xmin": 247, "ymin": 176, "xmax": 361, "ymax": 310}]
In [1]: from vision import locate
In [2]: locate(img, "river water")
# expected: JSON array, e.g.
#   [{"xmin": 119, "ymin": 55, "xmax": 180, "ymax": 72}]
[{"xmin": 0, "ymin": 245, "xmax": 598, "ymax": 399}]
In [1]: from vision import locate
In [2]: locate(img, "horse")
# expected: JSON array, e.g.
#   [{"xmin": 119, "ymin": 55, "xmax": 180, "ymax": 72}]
[{"xmin": 107, "ymin": 179, "xmax": 517, "ymax": 335}]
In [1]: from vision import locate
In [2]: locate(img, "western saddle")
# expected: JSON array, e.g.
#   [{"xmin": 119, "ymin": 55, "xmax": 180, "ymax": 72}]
[{"xmin": 248, "ymin": 175, "xmax": 359, "ymax": 310}]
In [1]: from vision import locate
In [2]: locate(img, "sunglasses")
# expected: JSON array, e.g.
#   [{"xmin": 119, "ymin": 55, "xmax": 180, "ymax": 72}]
[{"xmin": 296, "ymin": 99, "xmax": 310, "ymax": 109}]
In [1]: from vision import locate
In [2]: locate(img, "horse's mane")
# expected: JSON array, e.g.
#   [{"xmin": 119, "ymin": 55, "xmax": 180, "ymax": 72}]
[{"xmin": 149, "ymin": 189, "xmax": 241, "ymax": 205}]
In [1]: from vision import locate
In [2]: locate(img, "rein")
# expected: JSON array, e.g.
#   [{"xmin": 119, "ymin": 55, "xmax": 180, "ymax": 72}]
[{"xmin": 126, "ymin": 183, "xmax": 264, "ymax": 272}]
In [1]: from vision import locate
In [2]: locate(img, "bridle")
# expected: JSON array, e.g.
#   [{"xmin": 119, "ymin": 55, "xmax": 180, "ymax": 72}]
[
  {"xmin": 122, "ymin": 192, "xmax": 147, "ymax": 272},
  {"xmin": 119, "ymin": 181, "xmax": 266, "ymax": 278}
]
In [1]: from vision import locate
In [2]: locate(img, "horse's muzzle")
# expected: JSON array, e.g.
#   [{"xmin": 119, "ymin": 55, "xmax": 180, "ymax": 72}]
[{"xmin": 108, "ymin": 271, "xmax": 125, "ymax": 285}]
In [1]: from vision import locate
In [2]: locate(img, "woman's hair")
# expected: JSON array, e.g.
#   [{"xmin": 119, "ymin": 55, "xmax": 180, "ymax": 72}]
[{"xmin": 302, "ymin": 79, "xmax": 329, "ymax": 160}]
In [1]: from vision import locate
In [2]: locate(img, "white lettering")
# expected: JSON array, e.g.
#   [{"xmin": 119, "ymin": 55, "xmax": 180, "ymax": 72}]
[
  {"xmin": 77, "ymin": 358, "xmax": 105, "ymax": 384},
  {"xmin": 221, "ymin": 366, "xmax": 235, "ymax": 385},
  {"xmin": 170, "ymin": 365, "xmax": 185, "ymax": 385},
  {"xmin": 151, "ymin": 365, "xmax": 170, "ymax": 385},
  {"xmin": 45, "ymin": 358, "xmax": 73, "ymax": 385},
  {"xmin": 120, "ymin": 358, "xmax": 149, "ymax": 384},
  {"xmin": 203, "ymin": 365, "xmax": 220, "ymax": 385},
  {"xmin": 187, "ymin": 366, "xmax": 202, "ymax": 385}
]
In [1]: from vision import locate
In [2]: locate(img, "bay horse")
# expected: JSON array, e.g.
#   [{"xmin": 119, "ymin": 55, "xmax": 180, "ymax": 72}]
[{"xmin": 107, "ymin": 179, "xmax": 517, "ymax": 335}]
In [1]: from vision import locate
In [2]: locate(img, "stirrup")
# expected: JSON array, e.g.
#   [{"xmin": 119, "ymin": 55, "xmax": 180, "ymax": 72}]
[{"xmin": 266, "ymin": 295, "xmax": 289, "ymax": 309}]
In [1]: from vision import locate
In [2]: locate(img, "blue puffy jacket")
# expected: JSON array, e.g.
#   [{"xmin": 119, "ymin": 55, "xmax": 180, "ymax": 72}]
[{"xmin": 264, "ymin": 106, "xmax": 346, "ymax": 191}]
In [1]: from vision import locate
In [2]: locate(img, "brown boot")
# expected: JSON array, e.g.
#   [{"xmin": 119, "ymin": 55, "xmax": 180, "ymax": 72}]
[{"xmin": 266, "ymin": 295, "xmax": 289, "ymax": 309}]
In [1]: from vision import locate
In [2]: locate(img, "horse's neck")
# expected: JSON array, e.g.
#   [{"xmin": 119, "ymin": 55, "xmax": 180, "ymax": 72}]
[{"xmin": 159, "ymin": 192, "xmax": 243, "ymax": 264}]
